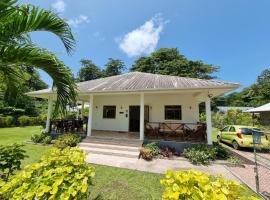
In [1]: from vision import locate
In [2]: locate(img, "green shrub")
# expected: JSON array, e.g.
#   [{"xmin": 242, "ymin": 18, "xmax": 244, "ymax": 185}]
[
  {"xmin": 0, "ymin": 144, "xmax": 27, "ymax": 181},
  {"xmin": 213, "ymin": 142, "xmax": 229, "ymax": 159},
  {"xmin": 0, "ymin": 116, "xmax": 14, "ymax": 127},
  {"xmin": 42, "ymin": 136, "xmax": 53, "ymax": 145},
  {"xmin": 160, "ymin": 169, "xmax": 260, "ymax": 200},
  {"xmin": 145, "ymin": 142, "xmax": 160, "ymax": 156},
  {"xmin": 31, "ymin": 132, "xmax": 47, "ymax": 143},
  {"xmin": 183, "ymin": 144, "xmax": 230, "ymax": 165},
  {"xmin": 53, "ymin": 133, "xmax": 81, "ymax": 149},
  {"xmin": 183, "ymin": 144, "xmax": 217, "ymax": 165},
  {"xmin": 18, "ymin": 115, "xmax": 30, "ymax": 126},
  {"xmin": 0, "ymin": 147, "xmax": 95, "ymax": 200}
]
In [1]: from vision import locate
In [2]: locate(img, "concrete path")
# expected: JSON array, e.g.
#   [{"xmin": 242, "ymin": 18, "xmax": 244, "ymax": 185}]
[{"xmin": 79, "ymin": 141, "xmax": 239, "ymax": 181}]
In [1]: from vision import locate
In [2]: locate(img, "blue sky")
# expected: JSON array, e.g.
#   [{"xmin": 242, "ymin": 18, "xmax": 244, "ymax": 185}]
[{"xmin": 21, "ymin": 0, "xmax": 270, "ymax": 89}]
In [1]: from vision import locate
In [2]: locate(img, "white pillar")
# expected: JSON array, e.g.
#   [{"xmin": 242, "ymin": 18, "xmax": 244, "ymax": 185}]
[
  {"xmin": 87, "ymin": 95, "xmax": 93, "ymax": 137},
  {"xmin": 81, "ymin": 101, "xmax": 85, "ymax": 118},
  {"xmin": 140, "ymin": 93, "xmax": 145, "ymax": 140},
  {"xmin": 205, "ymin": 98, "xmax": 213, "ymax": 145},
  {"xmin": 45, "ymin": 97, "xmax": 53, "ymax": 133}
]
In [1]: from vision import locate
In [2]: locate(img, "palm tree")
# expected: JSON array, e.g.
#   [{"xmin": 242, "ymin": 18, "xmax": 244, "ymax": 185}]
[{"xmin": 0, "ymin": 0, "xmax": 76, "ymax": 115}]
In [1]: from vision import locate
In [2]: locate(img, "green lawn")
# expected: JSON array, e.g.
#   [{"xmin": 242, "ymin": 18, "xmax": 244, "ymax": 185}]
[{"xmin": 0, "ymin": 126, "xmax": 50, "ymax": 166}]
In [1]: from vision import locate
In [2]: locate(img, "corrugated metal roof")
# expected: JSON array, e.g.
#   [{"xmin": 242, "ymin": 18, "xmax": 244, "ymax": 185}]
[
  {"xmin": 77, "ymin": 72, "xmax": 240, "ymax": 92},
  {"xmin": 27, "ymin": 72, "xmax": 240, "ymax": 96},
  {"xmin": 246, "ymin": 103, "xmax": 270, "ymax": 113}
]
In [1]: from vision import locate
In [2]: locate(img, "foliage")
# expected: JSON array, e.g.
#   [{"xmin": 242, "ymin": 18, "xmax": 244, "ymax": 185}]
[
  {"xmin": 131, "ymin": 48, "xmax": 218, "ymax": 79},
  {"xmin": 200, "ymin": 109, "xmax": 254, "ymax": 129},
  {"xmin": 0, "ymin": 116, "xmax": 14, "ymax": 127},
  {"xmin": 214, "ymin": 69, "xmax": 270, "ymax": 107},
  {"xmin": 53, "ymin": 133, "xmax": 81, "ymax": 149},
  {"xmin": 0, "ymin": 107, "xmax": 25, "ymax": 117},
  {"xmin": 31, "ymin": 132, "xmax": 47, "ymax": 143},
  {"xmin": 0, "ymin": 147, "xmax": 95, "ymax": 200},
  {"xmin": 17, "ymin": 115, "xmax": 44, "ymax": 127},
  {"xmin": 139, "ymin": 148, "xmax": 153, "ymax": 161},
  {"xmin": 0, "ymin": 144, "xmax": 27, "ymax": 181},
  {"xmin": 104, "ymin": 58, "xmax": 125, "ymax": 77},
  {"xmin": 144, "ymin": 142, "xmax": 160, "ymax": 156},
  {"xmin": 160, "ymin": 169, "xmax": 260, "ymax": 200},
  {"xmin": 160, "ymin": 147, "xmax": 180, "ymax": 158},
  {"xmin": 42, "ymin": 136, "xmax": 53, "ymax": 145},
  {"xmin": 76, "ymin": 58, "xmax": 126, "ymax": 82},
  {"xmin": 228, "ymin": 156, "xmax": 243, "ymax": 166},
  {"xmin": 17, "ymin": 115, "xmax": 29, "ymax": 126},
  {"xmin": 213, "ymin": 142, "xmax": 230, "ymax": 159},
  {"xmin": 183, "ymin": 143, "xmax": 229, "ymax": 165},
  {"xmin": 0, "ymin": 0, "xmax": 76, "ymax": 116},
  {"xmin": 77, "ymin": 59, "xmax": 104, "ymax": 81}
]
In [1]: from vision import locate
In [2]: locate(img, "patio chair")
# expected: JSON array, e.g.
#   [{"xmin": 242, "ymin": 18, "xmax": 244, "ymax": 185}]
[{"xmin": 159, "ymin": 123, "xmax": 185, "ymax": 140}]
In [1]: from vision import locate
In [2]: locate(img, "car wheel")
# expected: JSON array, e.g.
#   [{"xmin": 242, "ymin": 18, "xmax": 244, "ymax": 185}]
[
  {"xmin": 232, "ymin": 140, "xmax": 239, "ymax": 150},
  {"xmin": 217, "ymin": 136, "xmax": 221, "ymax": 143}
]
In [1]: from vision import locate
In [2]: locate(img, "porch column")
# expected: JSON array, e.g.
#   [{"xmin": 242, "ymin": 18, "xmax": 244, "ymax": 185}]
[
  {"xmin": 140, "ymin": 93, "xmax": 144, "ymax": 140},
  {"xmin": 205, "ymin": 98, "xmax": 213, "ymax": 145},
  {"xmin": 81, "ymin": 101, "xmax": 85, "ymax": 118},
  {"xmin": 87, "ymin": 95, "xmax": 94, "ymax": 137},
  {"xmin": 45, "ymin": 97, "xmax": 53, "ymax": 133}
]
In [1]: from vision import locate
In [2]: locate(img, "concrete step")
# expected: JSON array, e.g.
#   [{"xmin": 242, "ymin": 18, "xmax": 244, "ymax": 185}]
[
  {"xmin": 79, "ymin": 146, "xmax": 139, "ymax": 158},
  {"xmin": 79, "ymin": 142, "xmax": 140, "ymax": 152},
  {"xmin": 82, "ymin": 136, "xmax": 142, "ymax": 147}
]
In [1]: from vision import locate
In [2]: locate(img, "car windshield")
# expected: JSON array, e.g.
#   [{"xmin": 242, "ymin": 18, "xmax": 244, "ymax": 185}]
[{"xmin": 240, "ymin": 128, "xmax": 261, "ymax": 135}]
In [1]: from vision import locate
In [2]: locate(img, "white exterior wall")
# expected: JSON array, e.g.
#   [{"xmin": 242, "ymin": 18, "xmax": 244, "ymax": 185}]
[{"xmin": 92, "ymin": 93, "xmax": 200, "ymax": 132}]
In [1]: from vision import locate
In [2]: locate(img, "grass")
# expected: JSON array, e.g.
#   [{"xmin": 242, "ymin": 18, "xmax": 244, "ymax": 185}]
[
  {"xmin": 0, "ymin": 126, "xmax": 50, "ymax": 166},
  {"xmin": 91, "ymin": 165, "xmax": 164, "ymax": 200}
]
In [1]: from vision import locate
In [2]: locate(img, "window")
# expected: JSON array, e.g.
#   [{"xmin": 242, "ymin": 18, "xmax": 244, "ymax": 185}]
[
  {"xmin": 103, "ymin": 106, "xmax": 116, "ymax": 119},
  {"xmin": 221, "ymin": 126, "xmax": 229, "ymax": 132},
  {"xmin": 229, "ymin": 126, "xmax": 236, "ymax": 132},
  {"xmin": 165, "ymin": 105, "xmax": 182, "ymax": 120}
]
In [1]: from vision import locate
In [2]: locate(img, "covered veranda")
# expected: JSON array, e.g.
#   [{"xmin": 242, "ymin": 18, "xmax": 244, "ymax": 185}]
[{"xmin": 26, "ymin": 72, "xmax": 240, "ymax": 145}]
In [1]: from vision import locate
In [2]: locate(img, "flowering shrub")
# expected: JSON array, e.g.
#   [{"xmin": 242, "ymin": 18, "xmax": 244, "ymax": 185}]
[
  {"xmin": 53, "ymin": 133, "xmax": 81, "ymax": 149},
  {"xmin": 0, "ymin": 147, "xmax": 95, "ymax": 200},
  {"xmin": 160, "ymin": 169, "xmax": 260, "ymax": 200}
]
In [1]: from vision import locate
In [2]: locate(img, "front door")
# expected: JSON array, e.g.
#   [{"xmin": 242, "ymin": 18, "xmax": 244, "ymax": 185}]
[{"xmin": 129, "ymin": 106, "xmax": 149, "ymax": 132}]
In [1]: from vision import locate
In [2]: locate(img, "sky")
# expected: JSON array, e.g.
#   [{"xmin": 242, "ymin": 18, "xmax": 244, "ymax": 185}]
[{"xmin": 20, "ymin": 0, "xmax": 270, "ymax": 90}]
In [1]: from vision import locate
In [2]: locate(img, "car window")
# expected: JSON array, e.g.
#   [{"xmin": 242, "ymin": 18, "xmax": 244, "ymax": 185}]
[
  {"xmin": 221, "ymin": 126, "xmax": 229, "ymax": 132},
  {"xmin": 229, "ymin": 126, "xmax": 236, "ymax": 132},
  {"xmin": 240, "ymin": 128, "xmax": 261, "ymax": 135}
]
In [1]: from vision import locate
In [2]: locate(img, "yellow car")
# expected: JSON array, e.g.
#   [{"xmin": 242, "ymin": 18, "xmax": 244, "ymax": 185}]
[{"xmin": 217, "ymin": 125, "xmax": 269, "ymax": 150}]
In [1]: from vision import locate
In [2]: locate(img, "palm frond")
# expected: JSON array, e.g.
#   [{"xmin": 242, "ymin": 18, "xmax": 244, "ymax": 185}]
[
  {"xmin": 0, "ymin": 0, "xmax": 18, "ymax": 20},
  {"xmin": 0, "ymin": 4, "xmax": 75, "ymax": 54},
  {"xmin": 0, "ymin": 44, "xmax": 77, "ymax": 115}
]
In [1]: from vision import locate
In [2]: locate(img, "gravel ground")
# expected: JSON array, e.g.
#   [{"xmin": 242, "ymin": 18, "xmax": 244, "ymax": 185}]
[{"xmin": 228, "ymin": 164, "xmax": 270, "ymax": 197}]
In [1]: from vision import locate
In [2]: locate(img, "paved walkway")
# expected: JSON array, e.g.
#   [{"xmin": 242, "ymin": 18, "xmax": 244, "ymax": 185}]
[
  {"xmin": 79, "ymin": 140, "xmax": 239, "ymax": 181},
  {"xmin": 85, "ymin": 153, "xmax": 238, "ymax": 180}
]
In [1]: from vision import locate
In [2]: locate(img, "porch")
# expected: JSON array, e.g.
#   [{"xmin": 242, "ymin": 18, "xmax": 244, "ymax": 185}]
[{"xmin": 49, "ymin": 119, "xmax": 206, "ymax": 143}]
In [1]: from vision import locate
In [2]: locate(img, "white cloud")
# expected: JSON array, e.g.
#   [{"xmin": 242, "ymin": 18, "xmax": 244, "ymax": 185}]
[
  {"xmin": 67, "ymin": 15, "xmax": 90, "ymax": 27},
  {"xmin": 52, "ymin": 0, "xmax": 65, "ymax": 13},
  {"xmin": 118, "ymin": 15, "xmax": 165, "ymax": 57}
]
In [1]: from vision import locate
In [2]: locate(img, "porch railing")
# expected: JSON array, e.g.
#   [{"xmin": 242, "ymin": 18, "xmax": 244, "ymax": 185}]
[{"xmin": 145, "ymin": 122, "xmax": 206, "ymax": 142}]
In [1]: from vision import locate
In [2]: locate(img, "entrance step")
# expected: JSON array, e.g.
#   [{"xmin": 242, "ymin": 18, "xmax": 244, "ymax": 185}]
[
  {"xmin": 81, "ymin": 136, "xmax": 143, "ymax": 147},
  {"xmin": 79, "ymin": 137, "xmax": 142, "ymax": 158}
]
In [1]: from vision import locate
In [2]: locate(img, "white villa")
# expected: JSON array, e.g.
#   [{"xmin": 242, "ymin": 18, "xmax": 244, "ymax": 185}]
[{"xmin": 27, "ymin": 72, "xmax": 240, "ymax": 145}]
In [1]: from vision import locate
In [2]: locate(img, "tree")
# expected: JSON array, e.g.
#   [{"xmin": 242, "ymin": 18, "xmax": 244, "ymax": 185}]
[
  {"xmin": 0, "ymin": 0, "xmax": 76, "ymax": 115},
  {"xmin": 131, "ymin": 48, "xmax": 218, "ymax": 79},
  {"xmin": 214, "ymin": 69, "xmax": 270, "ymax": 107},
  {"xmin": 104, "ymin": 58, "xmax": 125, "ymax": 77},
  {"xmin": 77, "ymin": 59, "xmax": 103, "ymax": 82}
]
